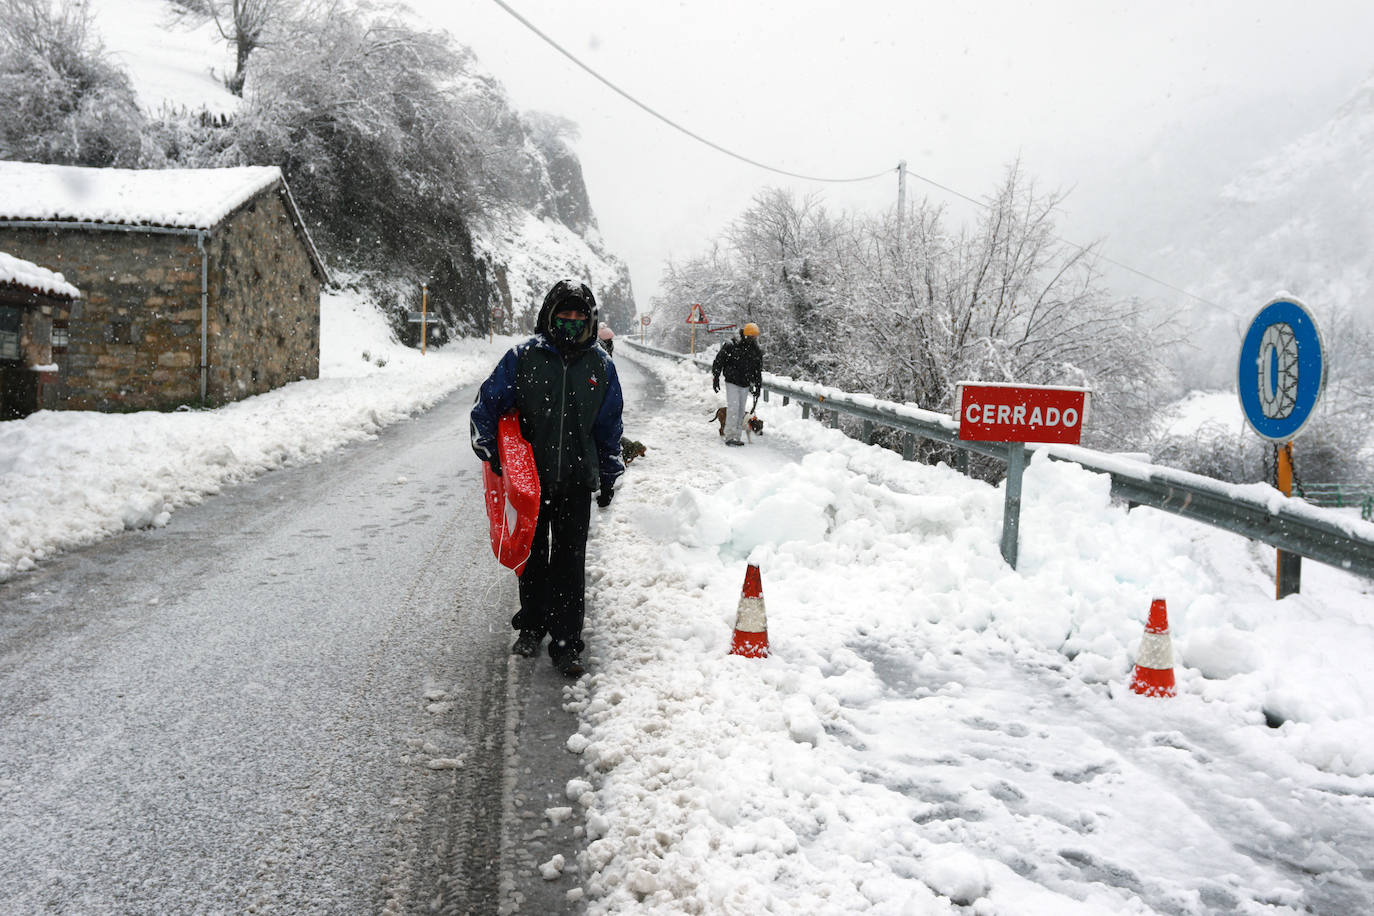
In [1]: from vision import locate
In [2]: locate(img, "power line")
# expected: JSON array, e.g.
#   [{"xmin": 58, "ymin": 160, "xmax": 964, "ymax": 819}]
[
  {"xmin": 491, "ymin": 0, "xmax": 1235, "ymax": 316},
  {"xmin": 488, "ymin": 0, "xmax": 892, "ymax": 185},
  {"xmin": 1081, "ymin": 248, "xmax": 1239, "ymax": 316},
  {"xmin": 894, "ymin": 163, "xmax": 1239, "ymax": 316}
]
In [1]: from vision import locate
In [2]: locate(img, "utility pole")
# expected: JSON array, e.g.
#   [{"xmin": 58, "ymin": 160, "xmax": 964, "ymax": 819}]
[{"xmin": 895, "ymin": 160, "xmax": 907, "ymax": 248}]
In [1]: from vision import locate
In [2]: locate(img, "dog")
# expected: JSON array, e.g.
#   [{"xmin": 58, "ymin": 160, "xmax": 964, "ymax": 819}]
[
  {"xmin": 709, "ymin": 408, "xmax": 764, "ymax": 442},
  {"xmin": 620, "ymin": 437, "xmax": 647, "ymax": 465}
]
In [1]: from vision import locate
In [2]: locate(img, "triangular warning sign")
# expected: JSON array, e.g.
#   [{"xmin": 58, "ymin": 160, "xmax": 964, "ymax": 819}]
[{"xmin": 686, "ymin": 303, "xmax": 708, "ymax": 324}]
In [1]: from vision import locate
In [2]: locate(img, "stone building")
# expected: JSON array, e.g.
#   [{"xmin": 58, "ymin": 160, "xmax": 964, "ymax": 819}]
[
  {"xmin": 0, "ymin": 251, "xmax": 80, "ymax": 419},
  {"xmin": 0, "ymin": 162, "xmax": 328, "ymax": 411}
]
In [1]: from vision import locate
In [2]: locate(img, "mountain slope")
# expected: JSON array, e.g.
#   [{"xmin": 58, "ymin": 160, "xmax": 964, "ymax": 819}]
[
  {"xmin": 1188, "ymin": 73, "xmax": 1374, "ymax": 316},
  {"xmin": 82, "ymin": 0, "xmax": 635, "ymax": 331}
]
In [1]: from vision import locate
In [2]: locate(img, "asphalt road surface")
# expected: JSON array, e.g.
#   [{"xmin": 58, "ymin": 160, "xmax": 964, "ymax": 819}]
[{"xmin": 0, "ymin": 361, "xmax": 651, "ymax": 913}]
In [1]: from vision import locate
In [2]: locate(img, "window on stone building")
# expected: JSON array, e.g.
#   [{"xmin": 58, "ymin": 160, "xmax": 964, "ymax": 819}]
[
  {"xmin": 51, "ymin": 321, "xmax": 69, "ymax": 351},
  {"xmin": 0, "ymin": 307, "xmax": 20, "ymax": 361}
]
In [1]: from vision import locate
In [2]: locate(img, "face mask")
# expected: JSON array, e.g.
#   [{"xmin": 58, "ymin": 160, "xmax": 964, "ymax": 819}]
[{"xmin": 551, "ymin": 316, "xmax": 587, "ymax": 343}]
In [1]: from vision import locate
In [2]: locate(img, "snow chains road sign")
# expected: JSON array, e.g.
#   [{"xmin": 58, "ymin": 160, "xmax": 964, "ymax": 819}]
[{"xmin": 1237, "ymin": 297, "xmax": 1325, "ymax": 442}]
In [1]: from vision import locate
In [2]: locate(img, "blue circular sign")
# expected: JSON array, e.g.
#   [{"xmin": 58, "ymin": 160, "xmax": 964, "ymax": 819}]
[{"xmin": 1236, "ymin": 297, "xmax": 1325, "ymax": 441}]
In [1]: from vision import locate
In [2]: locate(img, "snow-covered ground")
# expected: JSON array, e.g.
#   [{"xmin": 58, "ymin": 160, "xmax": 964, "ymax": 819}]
[
  {"xmin": 15, "ymin": 3, "xmax": 1364, "ymax": 909},
  {"xmin": 1153, "ymin": 389, "xmax": 1248, "ymax": 438},
  {"xmin": 91, "ymin": 0, "xmax": 240, "ymax": 117},
  {"xmin": 0, "ymin": 286, "xmax": 492, "ymax": 579},
  {"xmin": 569, "ymin": 348, "xmax": 1374, "ymax": 914},
  {"xmin": 6, "ymin": 298, "xmax": 1374, "ymax": 911}
]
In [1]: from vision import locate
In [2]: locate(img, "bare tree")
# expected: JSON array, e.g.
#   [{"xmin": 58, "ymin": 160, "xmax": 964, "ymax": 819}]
[
  {"xmin": 663, "ymin": 163, "xmax": 1173, "ymax": 461},
  {"xmin": 176, "ymin": 0, "xmax": 304, "ymax": 96},
  {"xmin": 651, "ymin": 245, "xmax": 743, "ymax": 352},
  {"xmin": 857, "ymin": 162, "xmax": 1171, "ymax": 448}
]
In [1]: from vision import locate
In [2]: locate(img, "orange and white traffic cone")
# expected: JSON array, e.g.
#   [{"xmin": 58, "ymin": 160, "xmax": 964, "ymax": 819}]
[
  {"xmin": 1129, "ymin": 598, "xmax": 1176, "ymax": 697},
  {"xmin": 729, "ymin": 564, "xmax": 769, "ymax": 658}
]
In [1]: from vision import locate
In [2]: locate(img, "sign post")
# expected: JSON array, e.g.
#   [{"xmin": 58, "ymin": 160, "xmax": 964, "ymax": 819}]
[
  {"xmin": 685, "ymin": 303, "xmax": 708, "ymax": 355},
  {"xmin": 1237, "ymin": 296, "xmax": 1326, "ymax": 599},
  {"xmin": 407, "ymin": 283, "xmax": 432, "ymax": 354},
  {"xmin": 639, "ymin": 314, "xmax": 650, "ymax": 344},
  {"xmin": 490, "ymin": 307, "xmax": 503, "ymax": 344},
  {"xmin": 956, "ymin": 382, "xmax": 1091, "ymax": 569}
]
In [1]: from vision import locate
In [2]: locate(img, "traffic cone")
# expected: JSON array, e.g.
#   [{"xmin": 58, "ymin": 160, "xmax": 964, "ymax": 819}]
[
  {"xmin": 1129, "ymin": 598, "xmax": 1176, "ymax": 697},
  {"xmin": 729, "ymin": 564, "xmax": 769, "ymax": 658}
]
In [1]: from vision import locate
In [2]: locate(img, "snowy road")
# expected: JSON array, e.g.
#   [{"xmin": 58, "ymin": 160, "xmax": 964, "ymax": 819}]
[
  {"xmin": 6, "ymin": 339, "xmax": 1374, "ymax": 915},
  {"xmin": 0, "ymin": 380, "xmax": 573, "ymax": 914}
]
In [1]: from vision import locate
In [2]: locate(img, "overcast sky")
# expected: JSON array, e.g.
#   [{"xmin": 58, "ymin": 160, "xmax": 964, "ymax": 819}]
[{"xmin": 411, "ymin": 0, "xmax": 1374, "ymax": 313}]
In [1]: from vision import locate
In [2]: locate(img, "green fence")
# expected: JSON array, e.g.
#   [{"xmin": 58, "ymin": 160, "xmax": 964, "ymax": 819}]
[{"xmin": 1300, "ymin": 483, "xmax": 1374, "ymax": 521}]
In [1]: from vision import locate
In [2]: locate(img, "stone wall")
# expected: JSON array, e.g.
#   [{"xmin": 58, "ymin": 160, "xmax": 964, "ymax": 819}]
[
  {"xmin": 1, "ymin": 227, "xmax": 204, "ymax": 410},
  {"xmin": 0, "ymin": 186, "xmax": 322, "ymax": 411},
  {"xmin": 206, "ymin": 192, "xmax": 321, "ymax": 402}
]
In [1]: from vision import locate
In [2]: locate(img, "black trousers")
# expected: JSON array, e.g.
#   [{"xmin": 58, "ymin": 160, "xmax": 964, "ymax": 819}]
[{"xmin": 513, "ymin": 488, "xmax": 592, "ymax": 657}]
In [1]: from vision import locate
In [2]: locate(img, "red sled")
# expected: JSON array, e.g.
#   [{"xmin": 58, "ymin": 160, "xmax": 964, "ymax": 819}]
[{"xmin": 482, "ymin": 411, "xmax": 541, "ymax": 575}]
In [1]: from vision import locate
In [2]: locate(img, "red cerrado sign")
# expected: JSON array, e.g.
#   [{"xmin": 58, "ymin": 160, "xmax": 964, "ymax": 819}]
[{"xmin": 956, "ymin": 382, "xmax": 1090, "ymax": 444}]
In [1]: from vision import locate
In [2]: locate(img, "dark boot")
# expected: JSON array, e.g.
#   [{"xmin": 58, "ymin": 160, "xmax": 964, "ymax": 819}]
[
  {"xmin": 553, "ymin": 651, "xmax": 586, "ymax": 678},
  {"xmin": 511, "ymin": 630, "xmax": 542, "ymax": 658}
]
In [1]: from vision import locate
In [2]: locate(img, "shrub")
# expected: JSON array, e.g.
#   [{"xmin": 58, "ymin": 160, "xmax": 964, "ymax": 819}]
[{"xmin": 0, "ymin": 0, "xmax": 146, "ymax": 166}]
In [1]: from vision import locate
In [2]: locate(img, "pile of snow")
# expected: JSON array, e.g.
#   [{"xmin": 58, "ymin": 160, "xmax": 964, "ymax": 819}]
[
  {"xmin": 567, "ymin": 346, "xmax": 1374, "ymax": 913},
  {"xmin": 0, "ymin": 286, "xmax": 498, "ymax": 580}
]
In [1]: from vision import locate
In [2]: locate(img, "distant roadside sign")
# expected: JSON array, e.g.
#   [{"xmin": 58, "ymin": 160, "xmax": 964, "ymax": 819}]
[
  {"xmin": 491, "ymin": 308, "xmax": 504, "ymax": 319},
  {"xmin": 956, "ymin": 382, "xmax": 1090, "ymax": 445},
  {"xmin": 407, "ymin": 311, "xmax": 428, "ymax": 323},
  {"xmin": 1237, "ymin": 297, "xmax": 1325, "ymax": 442},
  {"xmin": 686, "ymin": 304, "xmax": 708, "ymax": 324},
  {"xmin": 640, "ymin": 315, "xmax": 651, "ymax": 326}
]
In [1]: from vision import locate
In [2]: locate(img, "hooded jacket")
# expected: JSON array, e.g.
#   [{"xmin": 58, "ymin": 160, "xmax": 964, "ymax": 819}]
[{"xmin": 470, "ymin": 284, "xmax": 625, "ymax": 493}]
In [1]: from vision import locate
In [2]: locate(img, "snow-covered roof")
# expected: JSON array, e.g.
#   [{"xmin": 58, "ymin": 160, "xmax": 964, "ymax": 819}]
[
  {"xmin": 0, "ymin": 250, "xmax": 81, "ymax": 300},
  {"xmin": 0, "ymin": 161, "xmax": 284, "ymax": 230},
  {"xmin": 0, "ymin": 161, "xmax": 330, "ymax": 283}
]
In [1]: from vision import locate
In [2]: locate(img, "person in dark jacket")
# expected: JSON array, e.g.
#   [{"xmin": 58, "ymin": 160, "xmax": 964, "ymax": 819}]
[
  {"xmin": 470, "ymin": 279, "xmax": 624, "ymax": 677},
  {"xmin": 711, "ymin": 322, "xmax": 763, "ymax": 446}
]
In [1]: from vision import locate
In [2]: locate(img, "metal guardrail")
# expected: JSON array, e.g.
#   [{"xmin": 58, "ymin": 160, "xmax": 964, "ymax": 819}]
[{"xmin": 627, "ymin": 340, "xmax": 1374, "ymax": 579}]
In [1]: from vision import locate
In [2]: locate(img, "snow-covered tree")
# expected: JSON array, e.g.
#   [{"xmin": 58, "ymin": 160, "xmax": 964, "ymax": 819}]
[
  {"xmin": 654, "ymin": 163, "xmax": 1171, "ymax": 468},
  {"xmin": 0, "ymin": 0, "xmax": 146, "ymax": 165},
  {"xmin": 227, "ymin": 9, "xmax": 482, "ymax": 255}
]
